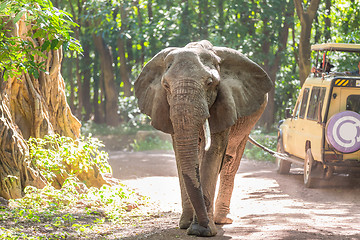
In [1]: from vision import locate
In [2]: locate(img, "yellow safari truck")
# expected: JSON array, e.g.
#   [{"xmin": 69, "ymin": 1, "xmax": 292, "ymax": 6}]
[{"xmin": 277, "ymin": 43, "xmax": 360, "ymax": 188}]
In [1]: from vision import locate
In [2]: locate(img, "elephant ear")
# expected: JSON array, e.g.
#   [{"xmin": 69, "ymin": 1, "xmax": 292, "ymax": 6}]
[
  {"xmin": 209, "ymin": 47, "xmax": 273, "ymax": 133},
  {"xmin": 134, "ymin": 48, "xmax": 177, "ymax": 134}
]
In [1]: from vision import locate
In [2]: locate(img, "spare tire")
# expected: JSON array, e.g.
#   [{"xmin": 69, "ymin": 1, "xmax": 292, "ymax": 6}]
[{"xmin": 325, "ymin": 111, "xmax": 360, "ymax": 153}]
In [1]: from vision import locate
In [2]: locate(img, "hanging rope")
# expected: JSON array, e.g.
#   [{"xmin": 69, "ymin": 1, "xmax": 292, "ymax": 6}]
[{"xmin": 248, "ymin": 135, "xmax": 289, "ymax": 160}]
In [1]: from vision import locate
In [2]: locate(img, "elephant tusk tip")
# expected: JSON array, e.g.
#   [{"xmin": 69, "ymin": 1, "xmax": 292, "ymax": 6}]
[
  {"xmin": 203, "ymin": 119, "xmax": 211, "ymax": 151},
  {"xmin": 205, "ymin": 139, "xmax": 211, "ymax": 151}
]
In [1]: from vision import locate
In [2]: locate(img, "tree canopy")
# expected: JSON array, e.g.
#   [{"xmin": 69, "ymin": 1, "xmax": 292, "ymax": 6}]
[{"xmin": 47, "ymin": 0, "xmax": 359, "ymax": 130}]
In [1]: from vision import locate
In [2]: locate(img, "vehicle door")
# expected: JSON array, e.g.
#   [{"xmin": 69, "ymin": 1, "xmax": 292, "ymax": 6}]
[
  {"xmin": 283, "ymin": 87, "xmax": 310, "ymax": 158},
  {"xmin": 304, "ymin": 87, "xmax": 327, "ymax": 161}
]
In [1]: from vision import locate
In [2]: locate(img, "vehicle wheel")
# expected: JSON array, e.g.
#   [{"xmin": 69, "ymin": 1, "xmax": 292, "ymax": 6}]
[
  {"xmin": 304, "ymin": 148, "xmax": 316, "ymax": 188},
  {"xmin": 276, "ymin": 140, "xmax": 291, "ymax": 174}
]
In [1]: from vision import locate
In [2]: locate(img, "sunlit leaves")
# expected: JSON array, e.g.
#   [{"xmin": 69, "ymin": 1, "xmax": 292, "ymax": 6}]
[
  {"xmin": 0, "ymin": 0, "xmax": 81, "ymax": 81},
  {"xmin": 28, "ymin": 134, "xmax": 111, "ymax": 183}
]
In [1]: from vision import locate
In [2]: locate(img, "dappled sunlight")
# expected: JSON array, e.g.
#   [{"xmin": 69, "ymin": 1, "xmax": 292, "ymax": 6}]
[
  {"xmin": 224, "ymin": 166, "xmax": 360, "ymax": 239},
  {"xmin": 110, "ymin": 152, "xmax": 360, "ymax": 239},
  {"xmin": 123, "ymin": 176, "xmax": 182, "ymax": 213}
]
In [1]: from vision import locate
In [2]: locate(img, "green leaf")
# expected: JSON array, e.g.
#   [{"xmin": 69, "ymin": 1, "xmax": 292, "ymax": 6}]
[
  {"xmin": 14, "ymin": 10, "xmax": 25, "ymax": 23},
  {"xmin": 41, "ymin": 40, "xmax": 50, "ymax": 52},
  {"xmin": 0, "ymin": 1, "xmax": 10, "ymax": 12},
  {"xmin": 50, "ymin": 39, "xmax": 59, "ymax": 50}
]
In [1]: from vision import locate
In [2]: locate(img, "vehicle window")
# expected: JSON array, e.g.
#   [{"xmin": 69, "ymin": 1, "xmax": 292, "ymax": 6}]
[
  {"xmin": 293, "ymin": 101, "xmax": 300, "ymax": 118},
  {"xmin": 299, "ymin": 88, "xmax": 310, "ymax": 119},
  {"xmin": 346, "ymin": 95, "xmax": 360, "ymax": 114},
  {"xmin": 307, "ymin": 87, "xmax": 326, "ymax": 120}
]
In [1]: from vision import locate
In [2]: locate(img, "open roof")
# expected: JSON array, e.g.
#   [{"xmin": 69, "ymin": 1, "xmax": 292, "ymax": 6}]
[{"xmin": 311, "ymin": 43, "xmax": 360, "ymax": 52}]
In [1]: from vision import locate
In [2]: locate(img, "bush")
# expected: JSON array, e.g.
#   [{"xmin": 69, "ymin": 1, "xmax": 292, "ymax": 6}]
[
  {"xmin": 244, "ymin": 129, "xmax": 277, "ymax": 162},
  {"xmin": 131, "ymin": 136, "xmax": 173, "ymax": 151},
  {"xmin": 28, "ymin": 134, "xmax": 111, "ymax": 185}
]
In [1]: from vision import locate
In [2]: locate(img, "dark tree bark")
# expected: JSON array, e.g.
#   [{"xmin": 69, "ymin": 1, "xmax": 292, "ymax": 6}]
[
  {"xmin": 82, "ymin": 41, "xmax": 92, "ymax": 120},
  {"xmin": 259, "ymin": 1, "xmax": 294, "ymax": 131},
  {"xmin": 324, "ymin": 0, "xmax": 331, "ymax": 42},
  {"xmin": 134, "ymin": 0, "xmax": 145, "ymax": 67},
  {"xmin": 198, "ymin": 0, "xmax": 209, "ymax": 39},
  {"xmin": 294, "ymin": 0, "xmax": 321, "ymax": 86},
  {"xmin": 117, "ymin": 2, "xmax": 132, "ymax": 97},
  {"xmin": 92, "ymin": 34, "xmax": 120, "ymax": 126}
]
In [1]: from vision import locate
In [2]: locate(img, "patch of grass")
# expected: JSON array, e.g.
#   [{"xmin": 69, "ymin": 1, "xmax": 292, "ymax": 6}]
[
  {"xmin": 244, "ymin": 129, "xmax": 277, "ymax": 162},
  {"xmin": 81, "ymin": 121, "xmax": 155, "ymax": 136},
  {"xmin": 28, "ymin": 134, "xmax": 111, "ymax": 184},
  {"xmin": 0, "ymin": 181, "xmax": 149, "ymax": 239},
  {"xmin": 0, "ymin": 134, "xmax": 152, "ymax": 239},
  {"xmin": 131, "ymin": 136, "xmax": 173, "ymax": 151}
]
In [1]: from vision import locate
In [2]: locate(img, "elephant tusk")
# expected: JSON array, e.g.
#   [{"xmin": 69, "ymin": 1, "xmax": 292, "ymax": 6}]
[{"xmin": 203, "ymin": 119, "xmax": 211, "ymax": 151}]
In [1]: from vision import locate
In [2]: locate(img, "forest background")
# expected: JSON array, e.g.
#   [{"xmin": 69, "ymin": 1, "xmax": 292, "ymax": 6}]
[
  {"xmin": 0, "ymin": 0, "xmax": 359, "ymax": 238},
  {"xmin": 54, "ymin": 0, "xmax": 360, "ymax": 131}
]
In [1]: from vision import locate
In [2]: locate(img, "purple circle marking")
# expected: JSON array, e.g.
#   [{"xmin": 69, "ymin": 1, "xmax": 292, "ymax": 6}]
[{"xmin": 326, "ymin": 111, "xmax": 360, "ymax": 153}]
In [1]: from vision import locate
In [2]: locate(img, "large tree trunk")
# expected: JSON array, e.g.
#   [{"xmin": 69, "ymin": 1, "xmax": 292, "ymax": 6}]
[
  {"xmin": 0, "ymin": 16, "xmax": 106, "ymax": 199},
  {"xmin": 259, "ymin": 0, "xmax": 293, "ymax": 130},
  {"xmin": 82, "ymin": 41, "xmax": 92, "ymax": 121},
  {"xmin": 0, "ymin": 95, "xmax": 47, "ymax": 199},
  {"xmin": 117, "ymin": 2, "xmax": 132, "ymax": 97},
  {"xmin": 93, "ymin": 34, "xmax": 120, "ymax": 126},
  {"xmin": 294, "ymin": 0, "xmax": 321, "ymax": 86}
]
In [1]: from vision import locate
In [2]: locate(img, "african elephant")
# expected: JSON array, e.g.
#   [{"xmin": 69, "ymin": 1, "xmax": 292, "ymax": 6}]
[{"xmin": 134, "ymin": 40, "xmax": 272, "ymax": 237}]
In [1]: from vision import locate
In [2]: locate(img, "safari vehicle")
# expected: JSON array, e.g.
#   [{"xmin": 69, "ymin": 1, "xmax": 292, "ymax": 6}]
[{"xmin": 277, "ymin": 43, "xmax": 360, "ymax": 188}]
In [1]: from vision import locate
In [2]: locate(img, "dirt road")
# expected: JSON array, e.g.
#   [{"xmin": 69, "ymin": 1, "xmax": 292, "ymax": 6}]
[{"xmin": 108, "ymin": 150, "xmax": 360, "ymax": 240}]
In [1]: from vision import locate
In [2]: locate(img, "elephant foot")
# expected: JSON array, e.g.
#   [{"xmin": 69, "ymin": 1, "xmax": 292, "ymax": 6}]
[
  {"xmin": 214, "ymin": 216, "xmax": 234, "ymax": 225},
  {"xmin": 214, "ymin": 213, "xmax": 233, "ymax": 225},
  {"xmin": 186, "ymin": 219, "xmax": 217, "ymax": 237},
  {"xmin": 179, "ymin": 211, "xmax": 193, "ymax": 229}
]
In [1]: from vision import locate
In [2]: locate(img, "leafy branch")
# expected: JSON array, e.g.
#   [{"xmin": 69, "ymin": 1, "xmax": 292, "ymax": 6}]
[{"xmin": 0, "ymin": 0, "xmax": 82, "ymax": 81}]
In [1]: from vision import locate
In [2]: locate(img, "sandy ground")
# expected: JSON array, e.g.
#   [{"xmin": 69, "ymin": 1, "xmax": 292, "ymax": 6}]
[{"xmin": 108, "ymin": 150, "xmax": 360, "ymax": 240}]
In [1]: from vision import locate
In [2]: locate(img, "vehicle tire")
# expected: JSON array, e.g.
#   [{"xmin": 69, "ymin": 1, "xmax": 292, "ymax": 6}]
[
  {"xmin": 276, "ymin": 139, "xmax": 291, "ymax": 174},
  {"xmin": 304, "ymin": 148, "xmax": 316, "ymax": 188}
]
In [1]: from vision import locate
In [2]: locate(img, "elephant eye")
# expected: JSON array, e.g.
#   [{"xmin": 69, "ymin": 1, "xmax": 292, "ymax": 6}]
[
  {"xmin": 206, "ymin": 77, "xmax": 213, "ymax": 86},
  {"xmin": 163, "ymin": 80, "xmax": 170, "ymax": 90}
]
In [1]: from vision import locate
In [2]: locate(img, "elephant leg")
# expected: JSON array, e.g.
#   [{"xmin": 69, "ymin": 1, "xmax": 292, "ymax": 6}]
[
  {"xmin": 186, "ymin": 129, "xmax": 229, "ymax": 236},
  {"xmin": 198, "ymin": 130, "xmax": 229, "ymax": 220},
  {"xmin": 172, "ymin": 135, "xmax": 194, "ymax": 229},
  {"xmin": 214, "ymin": 134, "xmax": 249, "ymax": 224}
]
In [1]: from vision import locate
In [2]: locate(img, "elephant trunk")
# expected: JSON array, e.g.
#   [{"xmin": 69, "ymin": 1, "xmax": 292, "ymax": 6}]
[
  {"xmin": 170, "ymin": 84, "xmax": 210, "ymax": 228},
  {"xmin": 173, "ymin": 128, "xmax": 209, "ymax": 227}
]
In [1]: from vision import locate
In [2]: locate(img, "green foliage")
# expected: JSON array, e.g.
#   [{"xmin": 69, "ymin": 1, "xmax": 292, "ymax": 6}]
[
  {"xmin": 118, "ymin": 96, "xmax": 150, "ymax": 128},
  {"xmin": 0, "ymin": 179, "xmax": 148, "ymax": 239},
  {"xmin": 28, "ymin": 134, "xmax": 111, "ymax": 183},
  {"xmin": 0, "ymin": 134, "xmax": 149, "ymax": 239},
  {"xmin": 0, "ymin": 0, "xmax": 81, "ymax": 81},
  {"xmin": 81, "ymin": 120, "xmax": 154, "ymax": 137},
  {"xmin": 244, "ymin": 129, "xmax": 277, "ymax": 162},
  {"xmin": 131, "ymin": 136, "xmax": 173, "ymax": 152}
]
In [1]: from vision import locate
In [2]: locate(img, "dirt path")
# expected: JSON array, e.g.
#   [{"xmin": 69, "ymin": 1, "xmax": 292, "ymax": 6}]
[{"xmin": 108, "ymin": 150, "xmax": 360, "ymax": 240}]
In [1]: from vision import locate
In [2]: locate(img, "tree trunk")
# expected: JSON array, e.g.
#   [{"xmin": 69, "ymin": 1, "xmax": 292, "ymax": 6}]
[
  {"xmin": 198, "ymin": 0, "xmax": 209, "ymax": 39},
  {"xmin": 294, "ymin": 0, "xmax": 321, "ymax": 86},
  {"xmin": 259, "ymin": 0, "xmax": 293, "ymax": 130},
  {"xmin": 324, "ymin": 0, "xmax": 331, "ymax": 42},
  {"xmin": 0, "ymin": 94, "xmax": 47, "ymax": 199},
  {"xmin": 0, "ymin": 16, "xmax": 81, "ymax": 199},
  {"xmin": 93, "ymin": 34, "xmax": 120, "ymax": 126},
  {"xmin": 82, "ymin": 41, "xmax": 92, "ymax": 121},
  {"xmin": 117, "ymin": 2, "xmax": 132, "ymax": 97}
]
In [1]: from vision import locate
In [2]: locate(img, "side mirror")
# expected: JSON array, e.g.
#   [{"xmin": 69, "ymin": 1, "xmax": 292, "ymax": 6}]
[{"xmin": 285, "ymin": 108, "xmax": 292, "ymax": 119}]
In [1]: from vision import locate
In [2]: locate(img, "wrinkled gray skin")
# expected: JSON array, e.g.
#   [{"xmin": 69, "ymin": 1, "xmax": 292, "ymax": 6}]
[{"xmin": 135, "ymin": 40, "xmax": 272, "ymax": 237}]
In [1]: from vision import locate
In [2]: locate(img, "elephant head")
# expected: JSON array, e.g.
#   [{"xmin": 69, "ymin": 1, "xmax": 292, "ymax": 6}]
[{"xmin": 135, "ymin": 40, "xmax": 272, "ymax": 236}]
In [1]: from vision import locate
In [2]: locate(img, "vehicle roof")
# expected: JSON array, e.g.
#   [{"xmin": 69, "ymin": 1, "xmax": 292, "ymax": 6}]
[
  {"xmin": 311, "ymin": 43, "xmax": 360, "ymax": 52},
  {"xmin": 303, "ymin": 77, "xmax": 333, "ymax": 87}
]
